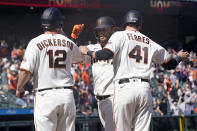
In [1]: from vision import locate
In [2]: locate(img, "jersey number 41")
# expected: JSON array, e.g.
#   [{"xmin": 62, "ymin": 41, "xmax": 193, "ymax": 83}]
[{"xmin": 129, "ymin": 45, "xmax": 148, "ymax": 64}]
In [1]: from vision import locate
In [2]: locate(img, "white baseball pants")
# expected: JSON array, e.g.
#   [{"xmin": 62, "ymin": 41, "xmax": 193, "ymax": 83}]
[
  {"xmin": 34, "ymin": 88, "xmax": 76, "ymax": 131},
  {"xmin": 97, "ymin": 96, "xmax": 115, "ymax": 131},
  {"xmin": 113, "ymin": 81, "xmax": 152, "ymax": 131}
]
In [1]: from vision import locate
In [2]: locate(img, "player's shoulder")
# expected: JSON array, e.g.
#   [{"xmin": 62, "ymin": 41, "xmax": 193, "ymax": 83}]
[
  {"xmin": 27, "ymin": 34, "xmax": 44, "ymax": 46},
  {"xmin": 108, "ymin": 31, "xmax": 128, "ymax": 44},
  {"xmin": 108, "ymin": 31, "xmax": 125, "ymax": 41},
  {"xmin": 112, "ymin": 31, "xmax": 124, "ymax": 36},
  {"xmin": 139, "ymin": 32, "xmax": 157, "ymax": 45},
  {"xmin": 141, "ymin": 33, "xmax": 164, "ymax": 50},
  {"xmin": 146, "ymin": 36, "xmax": 161, "ymax": 47},
  {"xmin": 58, "ymin": 34, "xmax": 78, "ymax": 47},
  {"xmin": 140, "ymin": 33, "xmax": 152, "ymax": 40}
]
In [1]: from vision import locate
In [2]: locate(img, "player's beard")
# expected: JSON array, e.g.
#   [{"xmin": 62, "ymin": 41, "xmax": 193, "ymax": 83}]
[{"xmin": 99, "ymin": 36, "xmax": 108, "ymax": 48}]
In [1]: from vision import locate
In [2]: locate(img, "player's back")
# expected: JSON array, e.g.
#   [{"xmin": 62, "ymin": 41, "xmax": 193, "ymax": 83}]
[
  {"xmin": 105, "ymin": 30, "xmax": 169, "ymax": 80},
  {"xmin": 23, "ymin": 34, "xmax": 81, "ymax": 89}
]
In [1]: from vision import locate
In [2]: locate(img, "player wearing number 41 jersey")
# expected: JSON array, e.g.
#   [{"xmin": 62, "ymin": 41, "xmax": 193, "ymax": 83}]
[
  {"xmin": 80, "ymin": 10, "xmax": 189, "ymax": 131},
  {"xmin": 16, "ymin": 7, "xmax": 82, "ymax": 131}
]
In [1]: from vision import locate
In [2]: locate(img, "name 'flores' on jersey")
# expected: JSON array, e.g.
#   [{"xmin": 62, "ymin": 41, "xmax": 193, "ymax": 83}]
[{"xmin": 127, "ymin": 32, "xmax": 150, "ymax": 65}]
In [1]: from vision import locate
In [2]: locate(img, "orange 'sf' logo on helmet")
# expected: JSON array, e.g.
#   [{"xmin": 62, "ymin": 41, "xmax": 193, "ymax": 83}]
[{"xmin": 97, "ymin": 20, "xmax": 102, "ymax": 25}]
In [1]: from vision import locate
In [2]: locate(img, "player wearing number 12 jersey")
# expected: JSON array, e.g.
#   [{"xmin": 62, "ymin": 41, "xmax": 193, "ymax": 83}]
[
  {"xmin": 16, "ymin": 8, "xmax": 82, "ymax": 131},
  {"xmin": 79, "ymin": 10, "xmax": 189, "ymax": 131}
]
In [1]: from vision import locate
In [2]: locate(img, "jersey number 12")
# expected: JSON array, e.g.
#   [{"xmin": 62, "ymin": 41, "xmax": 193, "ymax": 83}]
[
  {"xmin": 47, "ymin": 50, "xmax": 67, "ymax": 68},
  {"xmin": 129, "ymin": 45, "xmax": 148, "ymax": 64}
]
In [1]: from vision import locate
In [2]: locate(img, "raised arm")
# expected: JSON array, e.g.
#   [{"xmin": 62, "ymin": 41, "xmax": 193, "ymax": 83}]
[
  {"xmin": 162, "ymin": 50, "xmax": 189, "ymax": 70},
  {"xmin": 79, "ymin": 46, "xmax": 113, "ymax": 60}
]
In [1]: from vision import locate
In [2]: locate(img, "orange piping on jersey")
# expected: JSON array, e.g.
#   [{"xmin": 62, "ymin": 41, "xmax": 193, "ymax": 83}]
[
  {"xmin": 112, "ymin": 86, "xmax": 118, "ymax": 131},
  {"xmin": 103, "ymin": 48, "xmax": 114, "ymax": 56},
  {"xmin": 34, "ymin": 95, "xmax": 38, "ymax": 131},
  {"xmin": 161, "ymin": 57, "xmax": 171, "ymax": 65},
  {"xmin": 20, "ymin": 68, "xmax": 32, "ymax": 75}
]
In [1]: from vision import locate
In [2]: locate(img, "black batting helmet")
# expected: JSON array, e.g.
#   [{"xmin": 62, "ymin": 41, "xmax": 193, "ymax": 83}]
[
  {"xmin": 122, "ymin": 10, "xmax": 142, "ymax": 28},
  {"xmin": 41, "ymin": 7, "xmax": 65, "ymax": 30},
  {"xmin": 94, "ymin": 16, "xmax": 116, "ymax": 41},
  {"xmin": 95, "ymin": 16, "xmax": 116, "ymax": 30}
]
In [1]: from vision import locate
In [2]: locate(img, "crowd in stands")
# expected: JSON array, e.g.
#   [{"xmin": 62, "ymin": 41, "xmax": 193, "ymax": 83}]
[
  {"xmin": 151, "ymin": 49, "xmax": 197, "ymax": 116},
  {"xmin": 0, "ymin": 39, "xmax": 197, "ymax": 116}
]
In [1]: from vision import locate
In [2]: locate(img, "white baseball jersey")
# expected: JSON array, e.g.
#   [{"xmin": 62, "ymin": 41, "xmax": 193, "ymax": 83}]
[
  {"xmin": 86, "ymin": 43, "xmax": 115, "ymax": 131},
  {"xmin": 105, "ymin": 30, "xmax": 171, "ymax": 131},
  {"xmin": 86, "ymin": 43, "xmax": 114, "ymax": 96},
  {"xmin": 105, "ymin": 30, "xmax": 171, "ymax": 81},
  {"xmin": 20, "ymin": 34, "xmax": 82, "ymax": 90}
]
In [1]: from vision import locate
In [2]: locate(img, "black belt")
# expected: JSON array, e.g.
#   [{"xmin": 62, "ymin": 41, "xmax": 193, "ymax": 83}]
[
  {"xmin": 37, "ymin": 86, "xmax": 72, "ymax": 92},
  {"xmin": 119, "ymin": 78, "xmax": 149, "ymax": 84},
  {"xmin": 96, "ymin": 95, "xmax": 111, "ymax": 101}
]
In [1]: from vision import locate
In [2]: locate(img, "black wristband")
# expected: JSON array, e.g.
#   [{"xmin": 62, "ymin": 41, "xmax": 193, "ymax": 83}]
[
  {"xmin": 174, "ymin": 56, "xmax": 182, "ymax": 63},
  {"xmin": 87, "ymin": 51, "xmax": 93, "ymax": 57}
]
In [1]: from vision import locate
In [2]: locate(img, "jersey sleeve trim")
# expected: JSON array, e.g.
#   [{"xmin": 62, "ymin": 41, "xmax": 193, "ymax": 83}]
[
  {"xmin": 161, "ymin": 57, "xmax": 171, "ymax": 65},
  {"xmin": 20, "ymin": 68, "xmax": 32, "ymax": 75},
  {"xmin": 161, "ymin": 56, "xmax": 182, "ymax": 70},
  {"xmin": 103, "ymin": 48, "xmax": 114, "ymax": 56}
]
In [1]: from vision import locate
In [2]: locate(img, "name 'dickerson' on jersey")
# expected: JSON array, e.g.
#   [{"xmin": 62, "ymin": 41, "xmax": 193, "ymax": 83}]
[{"xmin": 36, "ymin": 38, "xmax": 73, "ymax": 51}]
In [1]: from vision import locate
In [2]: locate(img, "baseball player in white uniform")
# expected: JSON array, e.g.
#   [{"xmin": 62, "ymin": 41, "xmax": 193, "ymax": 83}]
[
  {"xmin": 86, "ymin": 43, "xmax": 114, "ymax": 131},
  {"xmin": 75, "ymin": 16, "xmax": 117, "ymax": 131},
  {"xmin": 16, "ymin": 7, "xmax": 82, "ymax": 131},
  {"xmin": 79, "ymin": 10, "xmax": 189, "ymax": 131}
]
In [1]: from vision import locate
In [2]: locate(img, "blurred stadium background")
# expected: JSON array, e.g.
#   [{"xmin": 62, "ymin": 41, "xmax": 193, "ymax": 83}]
[{"xmin": 0, "ymin": 0, "xmax": 197, "ymax": 131}]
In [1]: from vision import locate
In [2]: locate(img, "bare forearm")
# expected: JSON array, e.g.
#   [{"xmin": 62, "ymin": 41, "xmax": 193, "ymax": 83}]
[
  {"xmin": 17, "ymin": 71, "xmax": 31, "ymax": 91},
  {"xmin": 92, "ymin": 52, "xmax": 96, "ymax": 59}
]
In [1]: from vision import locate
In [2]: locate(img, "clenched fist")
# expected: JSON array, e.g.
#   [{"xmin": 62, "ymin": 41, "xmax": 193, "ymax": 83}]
[
  {"xmin": 71, "ymin": 24, "xmax": 85, "ymax": 39},
  {"xmin": 16, "ymin": 89, "xmax": 25, "ymax": 98}
]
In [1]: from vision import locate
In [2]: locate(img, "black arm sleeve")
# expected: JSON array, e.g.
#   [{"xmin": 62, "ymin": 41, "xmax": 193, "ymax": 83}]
[
  {"xmin": 162, "ymin": 56, "xmax": 182, "ymax": 70},
  {"xmin": 95, "ymin": 49, "xmax": 114, "ymax": 60}
]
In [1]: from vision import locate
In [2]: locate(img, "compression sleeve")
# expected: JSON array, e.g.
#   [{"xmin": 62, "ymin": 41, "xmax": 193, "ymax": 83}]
[
  {"xmin": 161, "ymin": 56, "xmax": 182, "ymax": 70},
  {"xmin": 95, "ymin": 49, "xmax": 114, "ymax": 60}
]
